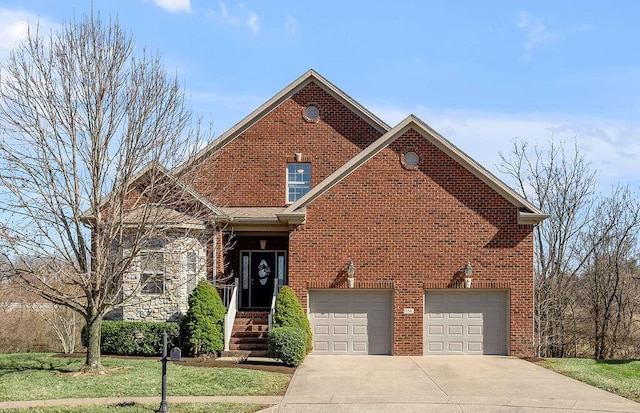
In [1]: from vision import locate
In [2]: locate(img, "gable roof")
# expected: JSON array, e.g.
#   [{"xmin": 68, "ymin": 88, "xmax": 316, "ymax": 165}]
[
  {"xmin": 129, "ymin": 163, "xmax": 226, "ymax": 218},
  {"xmin": 279, "ymin": 115, "xmax": 548, "ymax": 225},
  {"xmin": 120, "ymin": 205, "xmax": 207, "ymax": 229},
  {"xmin": 81, "ymin": 162, "xmax": 226, "ymax": 223},
  {"xmin": 176, "ymin": 69, "xmax": 391, "ymax": 174}
]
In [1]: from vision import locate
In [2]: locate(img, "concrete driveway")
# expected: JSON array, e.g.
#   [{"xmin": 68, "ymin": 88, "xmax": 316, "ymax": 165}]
[{"xmin": 274, "ymin": 355, "xmax": 640, "ymax": 412}]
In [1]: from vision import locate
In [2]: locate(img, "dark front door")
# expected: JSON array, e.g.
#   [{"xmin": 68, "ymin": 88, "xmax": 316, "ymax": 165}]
[
  {"xmin": 249, "ymin": 251, "xmax": 275, "ymax": 308},
  {"xmin": 240, "ymin": 250, "xmax": 287, "ymax": 309}
]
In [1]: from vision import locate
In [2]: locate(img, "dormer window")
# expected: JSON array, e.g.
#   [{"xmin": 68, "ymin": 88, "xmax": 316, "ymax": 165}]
[{"xmin": 287, "ymin": 163, "xmax": 311, "ymax": 203}]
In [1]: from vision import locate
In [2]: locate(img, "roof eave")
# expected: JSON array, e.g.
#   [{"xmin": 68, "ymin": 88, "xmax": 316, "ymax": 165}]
[
  {"xmin": 121, "ymin": 222, "xmax": 207, "ymax": 230},
  {"xmin": 276, "ymin": 209, "xmax": 306, "ymax": 225},
  {"xmin": 517, "ymin": 210, "xmax": 551, "ymax": 225},
  {"xmin": 226, "ymin": 217, "xmax": 282, "ymax": 225}
]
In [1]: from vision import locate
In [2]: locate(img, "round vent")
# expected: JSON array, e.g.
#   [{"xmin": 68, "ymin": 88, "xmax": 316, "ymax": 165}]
[
  {"xmin": 304, "ymin": 105, "xmax": 320, "ymax": 121},
  {"xmin": 404, "ymin": 152, "xmax": 419, "ymax": 166}
]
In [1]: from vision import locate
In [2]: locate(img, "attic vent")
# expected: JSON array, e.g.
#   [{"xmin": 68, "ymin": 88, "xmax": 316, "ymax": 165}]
[
  {"xmin": 303, "ymin": 105, "xmax": 320, "ymax": 122},
  {"xmin": 404, "ymin": 152, "xmax": 420, "ymax": 167}
]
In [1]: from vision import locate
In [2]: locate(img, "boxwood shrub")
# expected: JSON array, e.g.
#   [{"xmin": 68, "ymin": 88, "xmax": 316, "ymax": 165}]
[
  {"xmin": 267, "ymin": 326, "xmax": 306, "ymax": 367},
  {"xmin": 273, "ymin": 286, "xmax": 313, "ymax": 353},
  {"xmin": 83, "ymin": 321, "xmax": 180, "ymax": 356},
  {"xmin": 179, "ymin": 279, "xmax": 226, "ymax": 356}
]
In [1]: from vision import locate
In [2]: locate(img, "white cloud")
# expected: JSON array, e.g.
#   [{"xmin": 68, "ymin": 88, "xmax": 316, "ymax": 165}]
[
  {"xmin": 516, "ymin": 12, "xmax": 561, "ymax": 53},
  {"xmin": 247, "ymin": 11, "xmax": 259, "ymax": 34},
  {"xmin": 516, "ymin": 12, "xmax": 591, "ymax": 62},
  {"xmin": 208, "ymin": 2, "xmax": 260, "ymax": 34},
  {"xmin": 0, "ymin": 9, "xmax": 59, "ymax": 60},
  {"xmin": 284, "ymin": 14, "xmax": 297, "ymax": 36},
  {"xmin": 153, "ymin": 0, "xmax": 191, "ymax": 13},
  {"xmin": 0, "ymin": 10, "xmax": 31, "ymax": 51},
  {"xmin": 367, "ymin": 103, "xmax": 640, "ymax": 188},
  {"xmin": 215, "ymin": 2, "xmax": 240, "ymax": 26}
]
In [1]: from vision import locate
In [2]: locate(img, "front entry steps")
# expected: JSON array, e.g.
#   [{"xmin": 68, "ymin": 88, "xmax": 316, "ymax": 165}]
[{"xmin": 222, "ymin": 311, "xmax": 269, "ymax": 357}]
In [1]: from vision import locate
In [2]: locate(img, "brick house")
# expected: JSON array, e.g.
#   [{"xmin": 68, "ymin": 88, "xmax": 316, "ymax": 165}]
[{"xmin": 118, "ymin": 70, "xmax": 547, "ymax": 357}]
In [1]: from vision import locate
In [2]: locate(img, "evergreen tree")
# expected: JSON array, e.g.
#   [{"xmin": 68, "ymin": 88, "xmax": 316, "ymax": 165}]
[
  {"xmin": 273, "ymin": 286, "xmax": 313, "ymax": 353},
  {"xmin": 180, "ymin": 280, "xmax": 225, "ymax": 355}
]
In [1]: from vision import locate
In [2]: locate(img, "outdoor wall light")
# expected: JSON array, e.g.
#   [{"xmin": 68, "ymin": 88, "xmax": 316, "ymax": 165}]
[
  {"xmin": 346, "ymin": 261, "xmax": 355, "ymax": 288},
  {"xmin": 464, "ymin": 261, "xmax": 473, "ymax": 288}
]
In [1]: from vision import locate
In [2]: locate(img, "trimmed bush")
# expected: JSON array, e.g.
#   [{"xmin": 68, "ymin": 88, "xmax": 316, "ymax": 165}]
[
  {"xmin": 83, "ymin": 321, "xmax": 180, "ymax": 356},
  {"xmin": 180, "ymin": 280, "xmax": 226, "ymax": 356},
  {"xmin": 267, "ymin": 326, "xmax": 306, "ymax": 367},
  {"xmin": 273, "ymin": 286, "xmax": 313, "ymax": 353}
]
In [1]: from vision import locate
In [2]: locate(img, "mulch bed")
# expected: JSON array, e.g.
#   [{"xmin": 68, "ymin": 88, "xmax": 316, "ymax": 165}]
[{"xmin": 56, "ymin": 353, "xmax": 296, "ymax": 374}]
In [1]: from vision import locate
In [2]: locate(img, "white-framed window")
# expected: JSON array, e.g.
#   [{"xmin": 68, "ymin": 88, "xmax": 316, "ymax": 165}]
[
  {"xmin": 286, "ymin": 163, "xmax": 311, "ymax": 203},
  {"xmin": 140, "ymin": 238, "xmax": 164, "ymax": 294}
]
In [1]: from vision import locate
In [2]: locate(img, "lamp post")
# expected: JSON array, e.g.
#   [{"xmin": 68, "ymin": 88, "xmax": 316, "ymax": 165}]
[{"xmin": 464, "ymin": 261, "xmax": 473, "ymax": 288}]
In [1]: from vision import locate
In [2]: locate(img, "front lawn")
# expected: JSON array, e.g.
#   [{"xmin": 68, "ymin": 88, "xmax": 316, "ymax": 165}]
[
  {"xmin": 0, "ymin": 403, "xmax": 268, "ymax": 413},
  {"xmin": 0, "ymin": 353, "xmax": 291, "ymax": 402},
  {"xmin": 538, "ymin": 358, "xmax": 640, "ymax": 402}
]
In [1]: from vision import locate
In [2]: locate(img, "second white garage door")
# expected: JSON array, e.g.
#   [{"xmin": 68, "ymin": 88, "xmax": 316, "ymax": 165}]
[
  {"xmin": 424, "ymin": 290, "xmax": 508, "ymax": 355},
  {"xmin": 309, "ymin": 290, "xmax": 392, "ymax": 355}
]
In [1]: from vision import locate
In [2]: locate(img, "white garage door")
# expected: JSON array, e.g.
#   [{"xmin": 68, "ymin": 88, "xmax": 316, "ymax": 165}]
[
  {"xmin": 309, "ymin": 290, "xmax": 392, "ymax": 355},
  {"xmin": 424, "ymin": 290, "xmax": 508, "ymax": 355}
]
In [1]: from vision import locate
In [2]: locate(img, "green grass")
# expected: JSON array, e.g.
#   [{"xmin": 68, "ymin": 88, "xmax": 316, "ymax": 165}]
[
  {"xmin": 0, "ymin": 354, "xmax": 290, "ymax": 402},
  {"xmin": 538, "ymin": 358, "xmax": 640, "ymax": 402},
  {"xmin": 0, "ymin": 402, "xmax": 268, "ymax": 413}
]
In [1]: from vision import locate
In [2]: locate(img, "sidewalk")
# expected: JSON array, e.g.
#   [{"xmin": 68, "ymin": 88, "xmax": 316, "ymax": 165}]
[{"xmin": 0, "ymin": 395, "xmax": 283, "ymax": 409}]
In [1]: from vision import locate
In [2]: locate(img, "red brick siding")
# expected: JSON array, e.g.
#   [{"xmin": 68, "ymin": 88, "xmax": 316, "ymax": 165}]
[
  {"xmin": 191, "ymin": 82, "xmax": 383, "ymax": 207},
  {"xmin": 288, "ymin": 129, "xmax": 534, "ymax": 356},
  {"xmin": 196, "ymin": 84, "xmax": 535, "ymax": 357}
]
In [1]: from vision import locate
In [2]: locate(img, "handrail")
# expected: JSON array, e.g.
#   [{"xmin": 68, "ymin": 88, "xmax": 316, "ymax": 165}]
[
  {"xmin": 223, "ymin": 278, "xmax": 239, "ymax": 352},
  {"xmin": 267, "ymin": 279, "xmax": 280, "ymax": 331},
  {"xmin": 219, "ymin": 282, "xmax": 235, "ymax": 308}
]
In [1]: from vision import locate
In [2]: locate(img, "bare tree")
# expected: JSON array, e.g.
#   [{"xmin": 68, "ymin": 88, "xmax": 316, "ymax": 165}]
[
  {"xmin": 499, "ymin": 139, "xmax": 597, "ymax": 357},
  {"xmin": 578, "ymin": 187, "xmax": 640, "ymax": 359},
  {"xmin": 34, "ymin": 302, "xmax": 80, "ymax": 354},
  {"xmin": 0, "ymin": 14, "xmax": 212, "ymax": 373}
]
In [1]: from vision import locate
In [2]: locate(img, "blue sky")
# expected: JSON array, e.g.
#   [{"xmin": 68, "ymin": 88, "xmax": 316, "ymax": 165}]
[{"xmin": 2, "ymin": 1, "xmax": 639, "ymax": 189}]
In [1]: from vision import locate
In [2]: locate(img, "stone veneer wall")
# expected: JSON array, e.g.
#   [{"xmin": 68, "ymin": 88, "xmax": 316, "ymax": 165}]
[{"xmin": 121, "ymin": 231, "xmax": 209, "ymax": 322}]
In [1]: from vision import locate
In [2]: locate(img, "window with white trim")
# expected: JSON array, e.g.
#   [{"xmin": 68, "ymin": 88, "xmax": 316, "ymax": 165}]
[
  {"xmin": 140, "ymin": 238, "xmax": 164, "ymax": 294},
  {"xmin": 286, "ymin": 163, "xmax": 311, "ymax": 203}
]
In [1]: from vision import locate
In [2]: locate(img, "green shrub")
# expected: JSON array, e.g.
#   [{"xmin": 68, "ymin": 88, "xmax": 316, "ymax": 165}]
[
  {"xmin": 180, "ymin": 280, "xmax": 226, "ymax": 356},
  {"xmin": 267, "ymin": 326, "xmax": 306, "ymax": 367},
  {"xmin": 82, "ymin": 321, "xmax": 180, "ymax": 356},
  {"xmin": 273, "ymin": 286, "xmax": 313, "ymax": 353}
]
